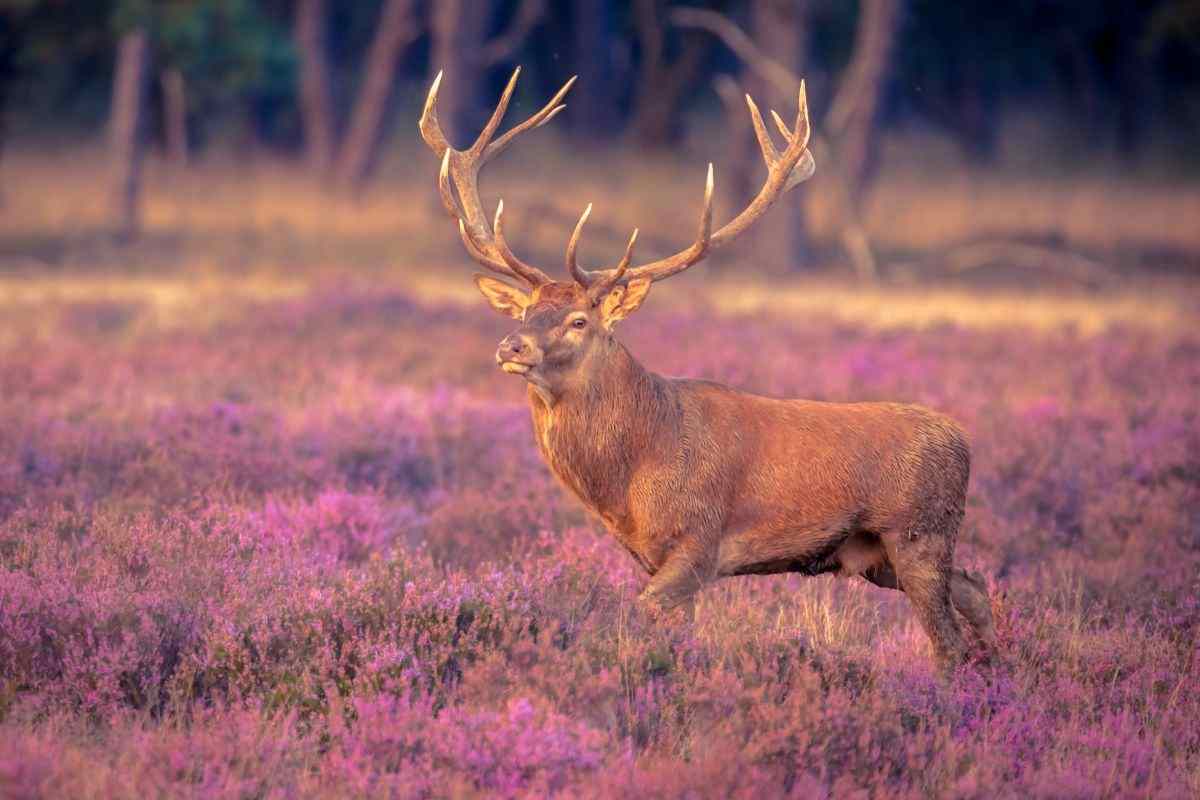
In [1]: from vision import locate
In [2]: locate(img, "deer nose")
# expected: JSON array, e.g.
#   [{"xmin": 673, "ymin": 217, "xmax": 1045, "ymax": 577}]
[
  {"xmin": 499, "ymin": 335, "xmax": 524, "ymax": 356},
  {"xmin": 497, "ymin": 333, "xmax": 533, "ymax": 363}
]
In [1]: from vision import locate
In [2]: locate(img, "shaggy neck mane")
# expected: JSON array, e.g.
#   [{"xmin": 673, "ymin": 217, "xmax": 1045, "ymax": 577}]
[{"xmin": 528, "ymin": 338, "xmax": 678, "ymax": 517}]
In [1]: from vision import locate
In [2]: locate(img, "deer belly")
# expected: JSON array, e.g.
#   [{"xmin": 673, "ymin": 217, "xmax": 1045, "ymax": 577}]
[
  {"xmin": 720, "ymin": 541, "xmax": 843, "ymax": 577},
  {"xmin": 716, "ymin": 520, "xmax": 864, "ymax": 578}
]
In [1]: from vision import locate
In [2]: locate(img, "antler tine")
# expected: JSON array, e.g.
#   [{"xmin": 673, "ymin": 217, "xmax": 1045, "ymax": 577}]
[
  {"xmin": 767, "ymin": 105, "xmax": 812, "ymax": 190},
  {"xmin": 587, "ymin": 228, "xmax": 638, "ymax": 300},
  {"xmin": 470, "ymin": 67, "xmax": 521, "ymax": 157},
  {"xmin": 565, "ymin": 204, "xmax": 593, "ymax": 286},
  {"xmin": 493, "ymin": 200, "xmax": 554, "ymax": 286},
  {"xmin": 745, "ymin": 93, "xmax": 781, "ymax": 168},
  {"xmin": 418, "ymin": 70, "xmax": 449, "ymax": 156},
  {"xmin": 698, "ymin": 162, "xmax": 714, "ymax": 249},
  {"xmin": 769, "ymin": 109, "xmax": 790, "ymax": 143},
  {"xmin": 613, "ymin": 229, "xmax": 638, "ymax": 279},
  {"xmin": 485, "ymin": 75, "xmax": 576, "ymax": 162},
  {"xmin": 794, "ymin": 80, "xmax": 811, "ymax": 151},
  {"xmin": 768, "ymin": 84, "xmax": 810, "ymax": 147},
  {"xmin": 772, "ymin": 82, "xmax": 813, "ymax": 190},
  {"xmin": 612, "ymin": 229, "xmax": 638, "ymax": 281},
  {"xmin": 458, "ymin": 219, "xmax": 514, "ymax": 274},
  {"xmin": 436, "ymin": 150, "xmax": 459, "ymax": 219}
]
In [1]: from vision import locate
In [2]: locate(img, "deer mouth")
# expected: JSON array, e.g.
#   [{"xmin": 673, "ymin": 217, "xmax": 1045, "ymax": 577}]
[
  {"xmin": 497, "ymin": 352, "xmax": 541, "ymax": 375},
  {"xmin": 500, "ymin": 361, "xmax": 533, "ymax": 375}
]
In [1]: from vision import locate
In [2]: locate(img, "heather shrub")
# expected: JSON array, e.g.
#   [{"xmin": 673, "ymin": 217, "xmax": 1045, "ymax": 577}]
[{"xmin": 1, "ymin": 289, "xmax": 1197, "ymax": 797}]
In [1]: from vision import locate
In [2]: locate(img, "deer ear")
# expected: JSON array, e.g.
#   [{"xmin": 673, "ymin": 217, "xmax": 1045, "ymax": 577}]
[
  {"xmin": 599, "ymin": 277, "xmax": 652, "ymax": 329},
  {"xmin": 473, "ymin": 274, "xmax": 530, "ymax": 320}
]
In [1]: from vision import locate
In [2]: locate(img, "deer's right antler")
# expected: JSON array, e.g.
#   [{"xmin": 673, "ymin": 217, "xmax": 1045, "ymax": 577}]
[{"xmin": 419, "ymin": 67, "xmax": 575, "ymax": 287}]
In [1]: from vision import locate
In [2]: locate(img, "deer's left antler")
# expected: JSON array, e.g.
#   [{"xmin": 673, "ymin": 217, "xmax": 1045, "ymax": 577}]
[{"xmin": 568, "ymin": 82, "xmax": 814, "ymax": 290}]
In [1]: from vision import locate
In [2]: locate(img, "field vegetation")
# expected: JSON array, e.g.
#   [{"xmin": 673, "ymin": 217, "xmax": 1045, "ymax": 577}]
[{"xmin": 1, "ymin": 144, "xmax": 1198, "ymax": 797}]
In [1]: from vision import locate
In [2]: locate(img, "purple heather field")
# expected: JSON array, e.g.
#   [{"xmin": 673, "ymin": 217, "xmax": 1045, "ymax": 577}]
[{"xmin": 1, "ymin": 283, "xmax": 1198, "ymax": 798}]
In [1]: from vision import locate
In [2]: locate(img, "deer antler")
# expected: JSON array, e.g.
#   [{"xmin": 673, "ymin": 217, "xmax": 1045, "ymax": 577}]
[
  {"xmin": 421, "ymin": 69, "xmax": 813, "ymax": 292},
  {"xmin": 419, "ymin": 67, "xmax": 575, "ymax": 287},
  {"xmin": 565, "ymin": 204, "xmax": 639, "ymax": 300},
  {"xmin": 569, "ymin": 82, "xmax": 814, "ymax": 289}
]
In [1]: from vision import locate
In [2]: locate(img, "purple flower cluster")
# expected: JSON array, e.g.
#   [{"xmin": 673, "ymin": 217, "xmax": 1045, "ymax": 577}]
[{"xmin": 1, "ymin": 290, "xmax": 1197, "ymax": 797}]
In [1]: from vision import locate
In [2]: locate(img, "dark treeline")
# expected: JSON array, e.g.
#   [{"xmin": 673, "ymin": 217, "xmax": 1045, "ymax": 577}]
[
  {"xmin": 2, "ymin": 0, "xmax": 1198, "ymax": 240},
  {"xmin": 5, "ymin": 1, "xmax": 1200, "ymax": 153}
]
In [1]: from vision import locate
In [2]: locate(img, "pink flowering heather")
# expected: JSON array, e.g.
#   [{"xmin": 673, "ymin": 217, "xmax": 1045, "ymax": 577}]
[{"xmin": 0, "ymin": 287, "xmax": 1197, "ymax": 798}]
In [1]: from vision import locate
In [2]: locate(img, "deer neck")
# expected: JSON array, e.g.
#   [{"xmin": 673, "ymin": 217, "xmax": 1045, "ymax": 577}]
[{"xmin": 527, "ymin": 340, "xmax": 675, "ymax": 518}]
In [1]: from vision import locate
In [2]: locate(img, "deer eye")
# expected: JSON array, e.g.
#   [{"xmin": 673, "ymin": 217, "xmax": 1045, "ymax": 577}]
[{"xmin": 571, "ymin": 317, "xmax": 587, "ymax": 329}]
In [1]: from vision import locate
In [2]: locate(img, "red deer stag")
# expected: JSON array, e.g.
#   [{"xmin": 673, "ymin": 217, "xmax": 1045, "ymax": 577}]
[{"xmin": 418, "ymin": 68, "xmax": 995, "ymax": 668}]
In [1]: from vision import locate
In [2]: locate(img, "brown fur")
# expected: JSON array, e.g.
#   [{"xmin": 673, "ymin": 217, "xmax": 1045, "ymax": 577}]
[
  {"xmin": 477, "ymin": 278, "xmax": 996, "ymax": 669},
  {"xmin": 425, "ymin": 68, "xmax": 989, "ymax": 667}
]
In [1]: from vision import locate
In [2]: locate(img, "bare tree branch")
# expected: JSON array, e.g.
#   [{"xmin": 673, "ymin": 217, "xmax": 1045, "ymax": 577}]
[
  {"xmin": 479, "ymin": 0, "xmax": 546, "ymax": 66},
  {"xmin": 671, "ymin": 5, "xmax": 886, "ymax": 281},
  {"xmin": 109, "ymin": 29, "xmax": 150, "ymax": 240},
  {"xmin": 825, "ymin": 0, "xmax": 903, "ymax": 197},
  {"xmin": 713, "ymin": 74, "xmax": 754, "ymax": 202},
  {"xmin": 335, "ymin": 0, "xmax": 421, "ymax": 191},
  {"xmin": 630, "ymin": 0, "xmax": 710, "ymax": 145},
  {"xmin": 295, "ymin": 0, "xmax": 336, "ymax": 175},
  {"xmin": 160, "ymin": 67, "xmax": 188, "ymax": 167},
  {"xmin": 670, "ymin": 7, "xmax": 797, "ymax": 96}
]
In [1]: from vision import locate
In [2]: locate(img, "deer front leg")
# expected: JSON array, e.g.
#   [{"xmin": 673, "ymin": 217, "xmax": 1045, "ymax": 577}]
[{"xmin": 637, "ymin": 544, "xmax": 716, "ymax": 623}]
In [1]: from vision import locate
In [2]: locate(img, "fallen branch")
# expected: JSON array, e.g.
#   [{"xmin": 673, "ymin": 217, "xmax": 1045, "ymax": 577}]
[{"xmin": 937, "ymin": 241, "xmax": 1117, "ymax": 287}]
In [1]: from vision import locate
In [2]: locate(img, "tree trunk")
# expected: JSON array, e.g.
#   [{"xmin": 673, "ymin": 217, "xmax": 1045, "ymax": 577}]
[
  {"xmin": 161, "ymin": 67, "xmax": 188, "ymax": 167},
  {"xmin": 0, "ymin": 47, "xmax": 9, "ymax": 209},
  {"xmin": 953, "ymin": 58, "xmax": 997, "ymax": 164},
  {"xmin": 714, "ymin": 74, "xmax": 754, "ymax": 205},
  {"xmin": 749, "ymin": 0, "xmax": 808, "ymax": 271},
  {"xmin": 295, "ymin": 0, "xmax": 336, "ymax": 175},
  {"xmin": 825, "ymin": 0, "xmax": 903, "ymax": 204},
  {"xmin": 629, "ymin": 0, "xmax": 707, "ymax": 147},
  {"xmin": 429, "ymin": 0, "xmax": 492, "ymax": 151},
  {"xmin": 335, "ymin": 0, "xmax": 419, "ymax": 192},
  {"xmin": 570, "ymin": 0, "xmax": 618, "ymax": 139},
  {"xmin": 109, "ymin": 29, "xmax": 150, "ymax": 240},
  {"xmin": 1114, "ymin": 40, "xmax": 1146, "ymax": 163}
]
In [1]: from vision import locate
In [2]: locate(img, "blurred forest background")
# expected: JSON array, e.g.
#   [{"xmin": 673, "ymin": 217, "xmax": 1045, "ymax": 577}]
[
  {"xmin": 1, "ymin": 0, "xmax": 1199, "ymax": 312},
  {"xmin": 6, "ymin": 7, "xmax": 1200, "ymax": 794}
]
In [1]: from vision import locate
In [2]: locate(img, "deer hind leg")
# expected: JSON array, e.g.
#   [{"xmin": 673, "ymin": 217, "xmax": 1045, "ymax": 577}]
[
  {"xmin": 864, "ymin": 550, "xmax": 968, "ymax": 669},
  {"xmin": 950, "ymin": 568, "xmax": 996, "ymax": 656},
  {"xmin": 863, "ymin": 561, "xmax": 995, "ymax": 657},
  {"xmin": 894, "ymin": 556, "xmax": 967, "ymax": 670},
  {"xmin": 879, "ymin": 517, "xmax": 969, "ymax": 669}
]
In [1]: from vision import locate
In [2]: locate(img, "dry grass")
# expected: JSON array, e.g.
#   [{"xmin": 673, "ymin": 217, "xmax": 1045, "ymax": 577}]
[
  {"xmin": 1, "ymin": 267, "xmax": 1189, "ymax": 343},
  {"xmin": 2, "ymin": 141, "xmax": 1197, "ymax": 337},
  {"xmin": 703, "ymin": 279, "xmax": 1192, "ymax": 333},
  {"xmin": 7, "ymin": 138, "xmax": 1199, "ymax": 251}
]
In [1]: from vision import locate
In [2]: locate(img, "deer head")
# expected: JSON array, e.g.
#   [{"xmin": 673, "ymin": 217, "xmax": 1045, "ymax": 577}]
[{"xmin": 418, "ymin": 67, "xmax": 814, "ymax": 400}]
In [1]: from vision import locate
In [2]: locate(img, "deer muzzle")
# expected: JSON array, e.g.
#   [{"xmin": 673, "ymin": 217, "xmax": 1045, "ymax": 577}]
[{"xmin": 496, "ymin": 333, "xmax": 542, "ymax": 375}]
